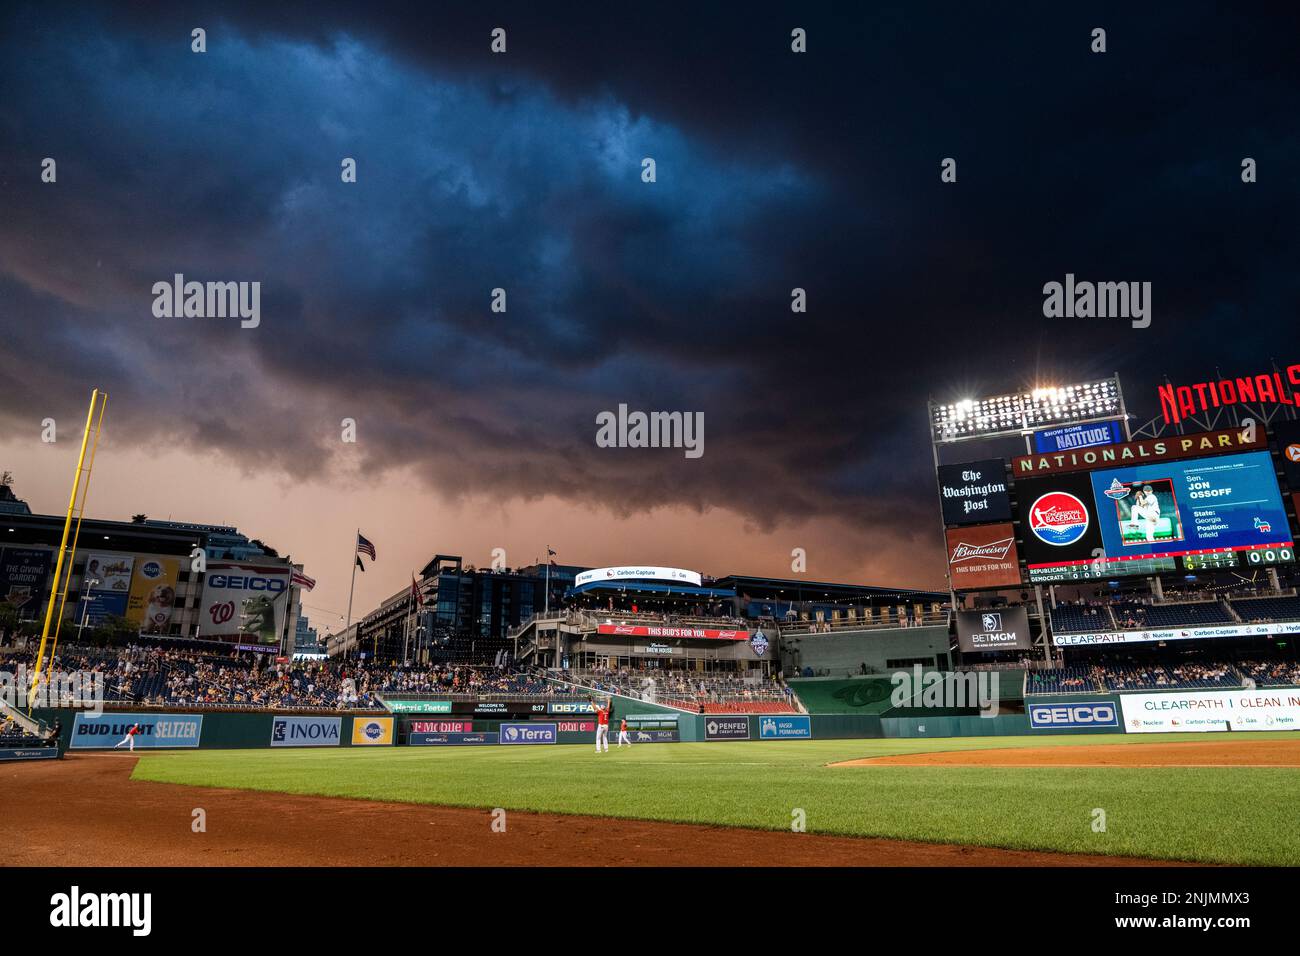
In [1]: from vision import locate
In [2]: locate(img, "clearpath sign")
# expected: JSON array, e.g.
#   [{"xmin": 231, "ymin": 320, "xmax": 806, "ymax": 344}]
[{"xmin": 1120, "ymin": 688, "xmax": 1300, "ymax": 733}]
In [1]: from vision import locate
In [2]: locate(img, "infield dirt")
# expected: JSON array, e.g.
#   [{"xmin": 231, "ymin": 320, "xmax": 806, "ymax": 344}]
[
  {"xmin": 2, "ymin": 753, "xmax": 1184, "ymax": 867},
  {"xmin": 831, "ymin": 738, "xmax": 1300, "ymax": 768}
]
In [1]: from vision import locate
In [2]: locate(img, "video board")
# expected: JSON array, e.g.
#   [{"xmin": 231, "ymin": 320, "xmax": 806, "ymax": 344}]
[{"xmin": 1017, "ymin": 451, "xmax": 1294, "ymax": 583}]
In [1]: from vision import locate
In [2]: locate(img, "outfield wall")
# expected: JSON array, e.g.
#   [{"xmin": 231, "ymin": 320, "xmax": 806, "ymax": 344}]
[{"xmin": 32, "ymin": 709, "xmax": 399, "ymax": 750}]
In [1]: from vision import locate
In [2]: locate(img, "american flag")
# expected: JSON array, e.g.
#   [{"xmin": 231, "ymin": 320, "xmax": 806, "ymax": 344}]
[
  {"xmin": 290, "ymin": 569, "xmax": 316, "ymax": 591},
  {"xmin": 356, "ymin": 533, "xmax": 376, "ymax": 560},
  {"xmin": 410, "ymin": 574, "xmax": 425, "ymax": 606}
]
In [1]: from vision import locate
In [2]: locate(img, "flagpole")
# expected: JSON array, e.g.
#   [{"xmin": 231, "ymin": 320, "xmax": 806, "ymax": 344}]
[
  {"xmin": 344, "ymin": 528, "xmax": 358, "ymax": 660},
  {"xmin": 544, "ymin": 545, "xmax": 551, "ymax": 615}
]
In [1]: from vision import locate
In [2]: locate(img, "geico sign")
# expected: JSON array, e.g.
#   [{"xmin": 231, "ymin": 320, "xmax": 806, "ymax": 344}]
[
  {"xmin": 1028, "ymin": 702, "xmax": 1117, "ymax": 728},
  {"xmin": 207, "ymin": 574, "xmax": 287, "ymax": 592}
]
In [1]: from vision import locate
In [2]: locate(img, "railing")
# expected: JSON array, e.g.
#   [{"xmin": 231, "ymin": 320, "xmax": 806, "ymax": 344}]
[{"xmin": 777, "ymin": 612, "xmax": 951, "ymax": 635}]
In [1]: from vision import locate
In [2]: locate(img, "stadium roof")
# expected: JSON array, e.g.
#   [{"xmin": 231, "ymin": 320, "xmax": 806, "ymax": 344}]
[{"xmin": 568, "ymin": 580, "xmax": 735, "ymax": 598}]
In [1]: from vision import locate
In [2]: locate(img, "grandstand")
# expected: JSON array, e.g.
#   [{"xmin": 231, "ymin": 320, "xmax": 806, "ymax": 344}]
[
  {"xmin": 1024, "ymin": 658, "xmax": 1298, "ymax": 695},
  {"xmin": 1232, "ymin": 595, "xmax": 1300, "ymax": 623},
  {"xmin": 560, "ymin": 668, "xmax": 799, "ymax": 714},
  {"xmin": 0, "ymin": 644, "xmax": 565, "ymax": 711}
]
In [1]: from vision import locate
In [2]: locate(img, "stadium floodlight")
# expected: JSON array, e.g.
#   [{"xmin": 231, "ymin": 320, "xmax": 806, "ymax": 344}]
[{"xmin": 930, "ymin": 376, "xmax": 1125, "ymax": 443}]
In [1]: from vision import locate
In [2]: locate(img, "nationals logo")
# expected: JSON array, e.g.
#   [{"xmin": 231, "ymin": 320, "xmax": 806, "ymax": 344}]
[
  {"xmin": 209, "ymin": 601, "xmax": 235, "ymax": 625},
  {"xmin": 1028, "ymin": 491, "xmax": 1090, "ymax": 546}
]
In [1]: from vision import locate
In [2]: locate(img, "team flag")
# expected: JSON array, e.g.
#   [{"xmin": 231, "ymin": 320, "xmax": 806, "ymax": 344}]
[
  {"xmin": 357, "ymin": 533, "xmax": 377, "ymax": 560},
  {"xmin": 355, "ymin": 556, "xmax": 365, "ymax": 572}
]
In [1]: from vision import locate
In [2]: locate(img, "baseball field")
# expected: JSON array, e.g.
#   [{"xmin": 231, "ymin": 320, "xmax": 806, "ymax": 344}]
[{"xmin": 9, "ymin": 730, "xmax": 1300, "ymax": 866}]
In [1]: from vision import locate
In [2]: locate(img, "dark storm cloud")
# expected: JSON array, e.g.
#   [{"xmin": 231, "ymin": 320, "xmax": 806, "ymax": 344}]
[{"xmin": 2, "ymin": 2, "xmax": 1300, "ymax": 562}]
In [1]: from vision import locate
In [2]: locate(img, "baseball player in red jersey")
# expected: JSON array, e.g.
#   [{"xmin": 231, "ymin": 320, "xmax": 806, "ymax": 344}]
[
  {"xmin": 617, "ymin": 716, "xmax": 632, "ymax": 748},
  {"xmin": 113, "ymin": 722, "xmax": 142, "ymax": 751},
  {"xmin": 592, "ymin": 696, "xmax": 610, "ymax": 753}
]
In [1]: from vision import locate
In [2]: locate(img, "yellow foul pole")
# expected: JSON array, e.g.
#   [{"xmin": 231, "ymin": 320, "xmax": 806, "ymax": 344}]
[
  {"xmin": 45, "ymin": 392, "xmax": 108, "ymax": 684},
  {"xmin": 29, "ymin": 389, "xmax": 100, "ymax": 711}
]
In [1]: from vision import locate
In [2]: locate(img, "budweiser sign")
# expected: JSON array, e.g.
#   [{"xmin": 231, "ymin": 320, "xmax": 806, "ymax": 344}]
[
  {"xmin": 950, "ymin": 537, "xmax": 1015, "ymax": 563},
  {"xmin": 945, "ymin": 523, "xmax": 1022, "ymax": 590}
]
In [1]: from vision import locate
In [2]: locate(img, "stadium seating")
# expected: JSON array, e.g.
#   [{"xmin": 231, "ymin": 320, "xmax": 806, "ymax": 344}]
[
  {"xmin": 1023, "ymin": 668, "xmax": 1099, "ymax": 694},
  {"xmin": 1231, "ymin": 596, "xmax": 1300, "ymax": 623},
  {"xmin": 563, "ymin": 668, "xmax": 798, "ymax": 713},
  {"xmin": 1049, "ymin": 606, "xmax": 1113, "ymax": 633}
]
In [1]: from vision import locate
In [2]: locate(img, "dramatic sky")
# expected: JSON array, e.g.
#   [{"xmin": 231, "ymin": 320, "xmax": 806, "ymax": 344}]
[{"xmin": 2, "ymin": 3, "xmax": 1298, "ymax": 632}]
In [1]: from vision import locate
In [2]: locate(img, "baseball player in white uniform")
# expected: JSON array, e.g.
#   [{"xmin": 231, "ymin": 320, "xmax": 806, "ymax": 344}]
[{"xmin": 1129, "ymin": 485, "xmax": 1161, "ymax": 542}]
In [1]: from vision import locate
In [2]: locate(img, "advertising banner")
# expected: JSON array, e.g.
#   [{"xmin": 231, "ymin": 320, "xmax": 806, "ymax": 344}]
[
  {"xmin": 936, "ymin": 459, "xmax": 1011, "ymax": 526},
  {"xmin": 408, "ymin": 731, "xmax": 495, "ymax": 746},
  {"xmin": 201, "ymin": 562, "xmax": 290, "ymax": 643},
  {"xmin": 595, "ymin": 624, "xmax": 748, "ymax": 640},
  {"xmin": 704, "ymin": 716, "xmax": 750, "ymax": 740},
  {"xmin": 1028, "ymin": 701, "xmax": 1118, "ymax": 729},
  {"xmin": 408, "ymin": 719, "xmax": 473, "ymax": 734},
  {"xmin": 0, "ymin": 547, "xmax": 53, "ymax": 620},
  {"xmin": 628, "ymin": 728, "xmax": 680, "ymax": 742},
  {"xmin": 271, "ymin": 716, "xmax": 342, "ymax": 747},
  {"xmin": 556, "ymin": 720, "xmax": 596, "ymax": 733},
  {"xmin": 945, "ymin": 523, "xmax": 1022, "ymax": 590},
  {"xmin": 1012, "ymin": 427, "xmax": 1266, "ymax": 477},
  {"xmin": 547, "ymin": 700, "xmax": 596, "ymax": 714},
  {"xmin": 498, "ymin": 722, "xmax": 556, "ymax": 744},
  {"xmin": 1054, "ymin": 620, "xmax": 1300, "ymax": 646},
  {"xmin": 351, "ymin": 716, "xmax": 394, "ymax": 745},
  {"xmin": 758, "ymin": 715, "xmax": 812, "ymax": 739},
  {"xmin": 126, "ymin": 557, "xmax": 181, "ymax": 634},
  {"xmin": 1034, "ymin": 421, "xmax": 1123, "ymax": 454},
  {"xmin": 80, "ymin": 553, "xmax": 134, "ymax": 625},
  {"xmin": 1120, "ymin": 689, "xmax": 1300, "ymax": 733},
  {"xmin": 1273, "ymin": 419, "xmax": 1300, "ymax": 489},
  {"xmin": 955, "ymin": 607, "xmax": 1032, "ymax": 652},
  {"xmin": 70, "ymin": 712, "xmax": 203, "ymax": 749},
  {"xmin": 386, "ymin": 700, "xmax": 452, "ymax": 713},
  {"xmin": 575, "ymin": 566, "xmax": 702, "ymax": 588}
]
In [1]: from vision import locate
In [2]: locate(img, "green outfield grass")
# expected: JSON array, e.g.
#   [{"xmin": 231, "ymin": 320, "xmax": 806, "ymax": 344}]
[{"xmin": 131, "ymin": 732, "xmax": 1300, "ymax": 865}]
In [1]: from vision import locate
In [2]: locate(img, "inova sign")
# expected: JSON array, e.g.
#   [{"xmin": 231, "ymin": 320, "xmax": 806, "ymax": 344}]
[{"xmin": 270, "ymin": 716, "xmax": 342, "ymax": 747}]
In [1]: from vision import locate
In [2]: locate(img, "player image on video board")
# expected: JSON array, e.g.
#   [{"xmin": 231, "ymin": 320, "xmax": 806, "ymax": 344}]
[
  {"xmin": 1101, "ymin": 476, "xmax": 1185, "ymax": 547},
  {"xmin": 1088, "ymin": 451, "xmax": 1293, "ymax": 562}
]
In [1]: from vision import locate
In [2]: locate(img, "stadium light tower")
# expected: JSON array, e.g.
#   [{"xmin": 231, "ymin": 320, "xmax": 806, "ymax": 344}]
[
  {"xmin": 927, "ymin": 375, "xmax": 1129, "ymax": 668},
  {"xmin": 930, "ymin": 375, "xmax": 1129, "ymax": 450}
]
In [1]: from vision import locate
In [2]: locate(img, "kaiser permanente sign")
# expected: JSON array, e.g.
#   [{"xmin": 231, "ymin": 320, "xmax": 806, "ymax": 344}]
[
  {"xmin": 1012, "ymin": 428, "xmax": 1264, "ymax": 476},
  {"xmin": 575, "ymin": 566, "xmax": 702, "ymax": 588},
  {"xmin": 1055, "ymin": 621, "xmax": 1300, "ymax": 646}
]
